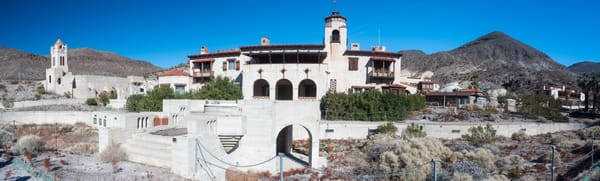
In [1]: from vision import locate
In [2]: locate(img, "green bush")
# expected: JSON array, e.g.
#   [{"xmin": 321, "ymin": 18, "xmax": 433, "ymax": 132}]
[
  {"xmin": 64, "ymin": 92, "xmax": 72, "ymax": 98},
  {"xmin": 109, "ymin": 90, "xmax": 118, "ymax": 99},
  {"xmin": 462, "ymin": 124, "xmax": 497, "ymax": 146},
  {"xmin": 321, "ymin": 90, "xmax": 425, "ymax": 121},
  {"xmin": 181, "ymin": 76, "xmax": 242, "ymax": 100},
  {"xmin": 126, "ymin": 94, "xmax": 144, "ymax": 112},
  {"xmin": 34, "ymin": 93, "xmax": 41, "ymax": 100},
  {"xmin": 36, "ymin": 86, "xmax": 45, "ymax": 95},
  {"xmin": 0, "ymin": 84, "xmax": 6, "ymax": 91},
  {"xmin": 85, "ymin": 98, "xmax": 98, "ymax": 106},
  {"xmin": 519, "ymin": 94, "xmax": 567, "ymax": 122},
  {"xmin": 377, "ymin": 122, "xmax": 398, "ymax": 135}
]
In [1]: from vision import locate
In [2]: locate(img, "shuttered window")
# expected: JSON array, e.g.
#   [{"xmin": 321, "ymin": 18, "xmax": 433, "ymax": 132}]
[
  {"xmin": 235, "ymin": 60, "xmax": 240, "ymax": 70},
  {"xmin": 348, "ymin": 57, "xmax": 358, "ymax": 71},
  {"xmin": 222, "ymin": 61, "xmax": 227, "ymax": 71}
]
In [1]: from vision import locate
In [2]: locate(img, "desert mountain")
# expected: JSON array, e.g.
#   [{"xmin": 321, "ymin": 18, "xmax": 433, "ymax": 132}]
[
  {"xmin": 0, "ymin": 46, "xmax": 163, "ymax": 80},
  {"xmin": 568, "ymin": 61, "xmax": 600, "ymax": 74},
  {"xmin": 401, "ymin": 31, "xmax": 577, "ymax": 92}
]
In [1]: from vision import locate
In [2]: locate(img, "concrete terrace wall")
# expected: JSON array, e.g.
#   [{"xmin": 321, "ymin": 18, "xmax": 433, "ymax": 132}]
[
  {"xmin": 317, "ymin": 121, "xmax": 586, "ymax": 140},
  {"xmin": 0, "ymin": 111, "xmax": 90, "ymax": 125},
  {"xmin": 12, "ymin": 99, "xmax": 87, "ymax": 108}
]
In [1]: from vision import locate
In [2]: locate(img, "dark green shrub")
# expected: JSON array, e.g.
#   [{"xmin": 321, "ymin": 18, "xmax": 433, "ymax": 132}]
[
  {"xmin": 377, "ymin": 122, "xmax": 398, "ymax": 135},
  {"xmin": 36, "ymin": 86, "xmax": 45, "ymax": 95},
  {"xmin": 98, "ymin": 91, "xmax": 110, "ymax": 106},
  {"xmin": 85, "ymin": 98, "xmax": 98, "ymax": 106},
  {"xmin": 320, "ymin": 90, "xmax": 425, "ymax": 121},
  {"xmin": 126, "ymin": 94, "xmax": 144, "ymax": 112}
]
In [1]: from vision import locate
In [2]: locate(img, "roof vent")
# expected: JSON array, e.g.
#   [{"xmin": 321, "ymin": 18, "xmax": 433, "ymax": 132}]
[
  {"xmin": 200, "ymin": 46, "xmax": 208, "ymax": 54},
  {"xmin": 350, "ymin": 43, "xmax": 360, "ymax": 50},
  {"xmin": 261, "ymin": 37, "xmax": 270, "ymax": 46}
]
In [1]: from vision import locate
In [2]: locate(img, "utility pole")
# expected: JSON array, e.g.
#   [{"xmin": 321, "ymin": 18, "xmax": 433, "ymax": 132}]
[
  {"xmin": 432, "ymin": 158, "xmax": 438, "ymax": 181},
  {"xmin": 279, "ymin": 152, "xmax": 284, "ymax": 181},
  {"xmin": 551, "ymin": 145, "xmax": 556, "ymax": 181}
]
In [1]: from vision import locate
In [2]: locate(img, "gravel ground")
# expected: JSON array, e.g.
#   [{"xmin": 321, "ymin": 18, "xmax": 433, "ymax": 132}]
[{"xmin": 0, "ymin": 151, "xmax": 188, "ymax": 181}]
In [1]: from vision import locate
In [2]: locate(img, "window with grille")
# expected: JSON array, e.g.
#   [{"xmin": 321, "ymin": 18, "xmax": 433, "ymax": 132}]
[{"xmin": 348, "ymin": 57, "xmax": 358, "ymax": 71}]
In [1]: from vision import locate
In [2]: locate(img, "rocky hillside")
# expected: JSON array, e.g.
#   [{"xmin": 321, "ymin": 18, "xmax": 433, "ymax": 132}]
[
  {"xmin": 0, "ymin": 46, "xmax": 163, "ymax": 80},
  {"xmin": 401, "ymin": 31, "xmax": 577, "ymax": 92},
  {"xmin": 569, "ymin": 61, "xmax": 600, "ymax": 74}
]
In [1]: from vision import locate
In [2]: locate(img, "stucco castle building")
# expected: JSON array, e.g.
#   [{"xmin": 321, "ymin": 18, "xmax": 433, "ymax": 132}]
[
  {"xmin": 160, "ymin": 12, "xmax": 417, "ymax": 99},
  {"xmin": 45, "ymin": 39, "xmax": 156, "ymax": 99}
]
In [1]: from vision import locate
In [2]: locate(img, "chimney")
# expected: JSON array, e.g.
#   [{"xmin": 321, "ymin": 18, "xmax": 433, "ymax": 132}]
[
  {"xmin": 261, "ymin": 37, "xmax": 270, "ymax": 46},
  {"xmin": 350, "ymin": 43, "xmax": 360, "ymax": 50},
  {"xmin": 200, "ymin": 46, "xmax": 208, "ymax": 54}
]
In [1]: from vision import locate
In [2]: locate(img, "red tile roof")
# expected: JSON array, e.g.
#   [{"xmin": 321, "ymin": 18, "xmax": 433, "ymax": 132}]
[{"xmin": 158, "ymin": 69, "xmax": 190, "ymax": 77}]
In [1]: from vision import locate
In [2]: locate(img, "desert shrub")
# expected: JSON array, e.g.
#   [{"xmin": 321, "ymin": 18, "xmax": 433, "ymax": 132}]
[
  {"xmin": 551, "ymin": 132, "xmax": 585, "ymax": 150},
  {"xmin": 448, "ymin": 141, "xmax": 476, "ymax": 152},
  {"xmin": 519, "ymin": 94, "xmax": 567, "ymax": 122},
  {"xmin": 85, "ymin": 98, "xmax": 98, "ymax": 106},
  {"xmin": 34, "ymin": 93, "xmax": 41, "ymax": 100},
  {"xmin": 0, "ymin": 129, "xmax": 14, "ymax": 147},
  {"xmin": 460, "ymin": 148, "xmax": 497, "ymax": 169},
  {"xmin": 0, "ymin": 84, "xmax": 6, "ymax": 91},
  {"xmin": 401, "ymin": 123, "xmax": 426, "ymax": 139},
  {"xmin": 63, "ymin": 92, "xmax": 72, "ymax": 98},
  {"xmin": 452, "ymin": 171, "xmax": 474, "ymax": 181},
  {"xmin": 99, "ymin": 143, "xmax": 127, "ymax": 163},
  {"xmin": 451, "ymin": 160, "xmax": 486, "ymax": 180},
  {"xmin": 2, "ymin": 98, "xmax": 14, "ymax": 108},
  {"xmin": 13, "ymin": 135, "xmax": 43, "ymax": 154},
  {"xmin": 377, "ymin": 122, "xmax": 397, "ymax": 135},
  {"xmin": 511, "ymin": 131, "xmax": 530, "ymax": 141},
  {"xmin": 506, "ymin": 167, "xmax": 523, "ymax": 179},
  {"xmin": 496, "ymin": 155, "xmax": 524, "ymax": 168},
  {"xmin": 98, "ymin": 91, "xmax": 110, "ymax": 106},
  {"xmin": 367, "ymin": 135, "xmax": 452, "ymax": 180},
  {"xmin": 36, "ymin": 86, "xmax": 45, "ymax": 95},
  {"xmin": 543, "ymin": 150, "xmax": 561, "ymax": 164},
  {"xmin": 10, "ymin": 80, "xmax": 18, "ymax": 85},
  {"xmin": 109, "ymin": 90, "xmax": 118, "ymax": 99},
  {"xmin": 67, "ymin": 143, "xmax": 97, "ymax": 155},
  {"xmin": 462, "ymin": 124, "xmax": 496, "ymax": 146}
]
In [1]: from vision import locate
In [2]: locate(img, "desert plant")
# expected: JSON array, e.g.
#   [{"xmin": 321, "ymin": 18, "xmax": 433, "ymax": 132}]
[
  {"xmin": 401, "ymin": 123, "xmax": 426, "ymax": 139},
  {"xmin": 0, "ymin": 129, "xmax": 14, "ymax": 148},
  {"xmin": 34, "ymin": 93, "xmax": 41, "ymax": 100},
  {"xmin": 0, "ymin": 84, "xmax": 6, "ymax": 91},
  {"xmin": 63, "ymin": 91, "xmax": 72, "ymax": 98},
  {"xmin": 451, "ymin": 160, "xmax": 486, "ymax": 180},
  {"xmin": 2, "ymin": 98, "xmax": 14, "ymax": 108},
  {"xmin": 85, "ymin": 98, "xmax": 98, "ymax": 106},
  {"xmin": 462, "ymin": 124, "xmax": 497, "ymax": 146},
  {"xmin": 98, "ymin": 91, "xmax": 110, "ymax": 106},
  {"xmin": 22, "ymin": 148, "xmax": 33, "ymax": 165},
  {"xmin": 13, "ymin": 135, "xmax": 43, "ymax": 154},
  {"xmin": 99, "ymin": 143, "xmax": 127, "ymax": 163},
  {"xmin": 10, "ymin": 81, "xmax": 18, "ymax": 85},
  {"xmin": 36, "ymin": 86, "xmax": 45, "ymax": 95},
  {"xmin": 109, "ymin": 90, "xmax": 118, "ymax": 99},
  {"xmin": 377, "ymin": 122, "xmax": 398, "ymax": 135},
  {"xmin": 511, "ymin": 131, "xmax": 530, "ymax": 141},
  {"xmin": 507, "ymin": 167, "xmax": 523, "ymax": 179}
]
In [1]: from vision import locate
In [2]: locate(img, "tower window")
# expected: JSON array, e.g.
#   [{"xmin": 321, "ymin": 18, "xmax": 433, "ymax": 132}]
[
  {"xmin": 49, "ymin": 75, "xmax": 52, "ymax": 83},
  {"xmin": 331, "ymin": 30, "xmax": 340, "ymax": 43},
  {"xmin": 348, "ymin": 58, "xmax": 358, "ymax": 71}
]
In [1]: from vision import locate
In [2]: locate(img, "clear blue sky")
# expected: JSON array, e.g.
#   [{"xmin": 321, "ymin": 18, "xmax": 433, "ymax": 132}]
[{"xmin": 1, "ymin": 0, "xmax": 598, "ymax": 68}]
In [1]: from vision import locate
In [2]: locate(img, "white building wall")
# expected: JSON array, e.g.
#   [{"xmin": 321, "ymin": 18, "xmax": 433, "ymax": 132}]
[{"xmin": 242, "ymin": 64, "xmax": 329, "ymax": 100}]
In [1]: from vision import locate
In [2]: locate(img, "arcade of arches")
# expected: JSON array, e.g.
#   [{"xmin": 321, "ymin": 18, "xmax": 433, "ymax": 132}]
[{"xmin": 253, "ymin": 79, "xmax": 317, "ymax": 100}]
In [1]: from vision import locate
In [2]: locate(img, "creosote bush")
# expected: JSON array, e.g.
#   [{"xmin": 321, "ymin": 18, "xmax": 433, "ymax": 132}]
[
  {"xmin": 99, "ymin": 143, "xmax": 127, "ymax": 163},
  {"xmin": 85, "ymin": 98, "xmax": 98, "ymax": 106},
  {"xmin": 377, "ymin": 122, "xmax": 397, "ymax": 135},
  {"xmin": 13, "ymin": 134, "xmax": 43, "ymax": 154},
  {"xmin": 401, "ymin": 123, "xmax": 426, "ymax": 139},
  {"xmin": 462, "ymin": 124, "xmax": 497, "ymax": 146},
  {"xmin": 511, "ymin": 131, "xmax": 530, "ymax": 141}
]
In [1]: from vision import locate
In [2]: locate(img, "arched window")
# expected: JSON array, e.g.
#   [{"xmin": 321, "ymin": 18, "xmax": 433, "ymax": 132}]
[
  {"xmin": 298, "ymin": 79, "xmax": 317, "ymax": 98},
  {"xmin": 253, "ymin": 79, "xmax": 270, "ymax": 97},
  {"xmin": 57, "ymin": 78, "xmax": 61, "ymax": 85},
  {"xmin": 331, "ymin": 30, "xmax": 340, "ymax": 43},
  {"xmin": 275, "ymin": 79, "xmax": 293, "ymax": 100},
  {"xmin": 49, "ymin": 75, "xmax": 52, "ymax": 83}
]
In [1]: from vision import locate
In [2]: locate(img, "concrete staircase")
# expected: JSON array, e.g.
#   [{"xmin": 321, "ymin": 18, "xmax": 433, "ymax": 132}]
[{"xmin": 122, "ymin": 133, "xmax": 173, "ymax": 168}]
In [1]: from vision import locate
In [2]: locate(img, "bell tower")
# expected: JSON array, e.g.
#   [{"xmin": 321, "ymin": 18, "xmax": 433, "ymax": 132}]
[
  {"xmin": 324, "ymin": 11, "xmax": 347, "ymax": 52},
  {"xmin": 51, "ymin": 39, "xmax": 68, "ymax": 72}
]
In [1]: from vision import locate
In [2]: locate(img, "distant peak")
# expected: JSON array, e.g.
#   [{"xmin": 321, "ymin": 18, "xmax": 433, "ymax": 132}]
[{"xmin": 476, "ymin": 31, "xmax": 510, "ymax": 41}]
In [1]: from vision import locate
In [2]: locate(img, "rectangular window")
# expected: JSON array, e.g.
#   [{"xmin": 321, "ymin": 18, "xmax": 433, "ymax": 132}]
[
  {"xmin": 228, "ymin": 59, "xmax": 236, "ymax": 70},
  {"xmin": 175, "ymin": 85, "xmax": 185, "ymax": 94},
  {"xmin": 222, "ymin": 61, "xmax": 227, "ymax": 71},
  {"xmin": 235, "ymin": 60, "xmax": 240, "ymax": 70},
  {"xmin": 348, "ymin": 57, "xmax": 358, "ymax": 71}
]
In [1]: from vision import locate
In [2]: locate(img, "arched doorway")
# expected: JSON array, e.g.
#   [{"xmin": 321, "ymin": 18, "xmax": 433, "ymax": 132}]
[
  {"xmin": 298, "ymin": 79, "xmax": 317, "ymax": 98},
  {"xmin": 275, "ymin": 125, "xmax": 312, "ymax": 165},
  {"xmin": 275, "ymin": 79, "xmax": 293, "ymax": 100},
  {"xmin": 253, "ymin": 79, "xmax": 270, "ymax": 97}
]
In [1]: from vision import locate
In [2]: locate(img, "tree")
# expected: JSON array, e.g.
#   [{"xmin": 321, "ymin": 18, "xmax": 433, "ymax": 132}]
[
  {"xmin": 125, "ymin": 94, "xmax": 144, "ymax": 112},
  {"xmin": 137, "ymin": 86, "xmax": 175, "ymax": 112},
  {"xmin": 184, "ymin": 76, "xmax": 242, "ymax": 100},
  {"xmin": 519, "ymin": 94, "xmax": 567, "ymax": 122},
  {"xmin": 578, "ymin": 73, "xmax": 600, "ymax": 112}
]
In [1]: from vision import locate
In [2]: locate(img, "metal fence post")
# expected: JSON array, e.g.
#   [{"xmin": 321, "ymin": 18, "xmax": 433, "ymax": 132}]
[
  {"xmin": 432, "ymin": 158, "xmax": 438, "ymax": 181},
  {"xmin": 551, "ymin": 145, "xmax": 556, "ymax": 181}
]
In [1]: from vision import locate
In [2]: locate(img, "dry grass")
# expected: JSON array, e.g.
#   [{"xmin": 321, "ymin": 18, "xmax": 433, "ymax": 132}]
[
  {"xmin": 225, "ymin": 169, "xmax": 272, "ymax": 181},
  {"xmin": 7, "ymin": 123, "xmax": 98, "ymax": 155},
  {"xmin": 99, "ymin": 143, "xmax": 127, "ymax": 163}
]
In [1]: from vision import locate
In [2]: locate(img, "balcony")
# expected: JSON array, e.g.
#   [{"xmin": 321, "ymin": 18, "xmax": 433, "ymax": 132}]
[
  {"xmin": 369, "ymin": 70, "xmax": 394, "ymax": 79},
  {"xmin": 192, "ymin": 69, "xmax": 213, "ymax": 77}
]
